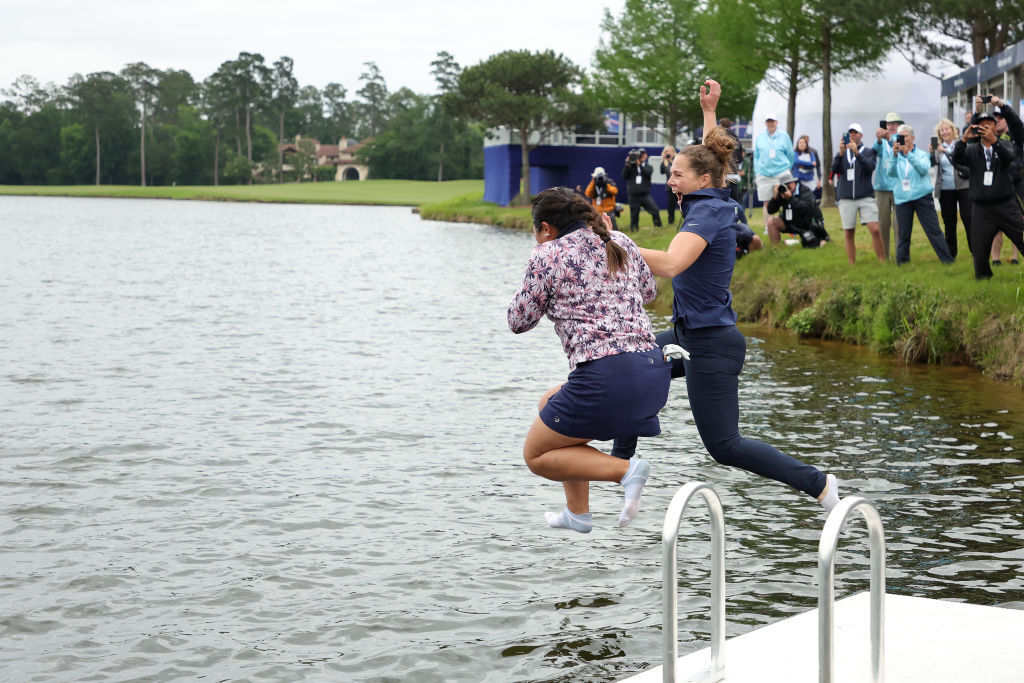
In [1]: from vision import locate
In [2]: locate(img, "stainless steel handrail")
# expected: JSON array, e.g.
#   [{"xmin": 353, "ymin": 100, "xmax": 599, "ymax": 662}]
[
  {"xmin": 817, "ymin": 496, "xmax": 886, "ymax": 683},
  {"xmin": 661, "ymin": 482, "xmax": 726, "ymax": 683}
]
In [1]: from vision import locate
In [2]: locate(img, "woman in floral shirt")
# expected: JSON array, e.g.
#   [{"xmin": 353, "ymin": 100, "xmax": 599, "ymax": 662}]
[{"xmin": 508, "ymin": 187, "xmax": 672, "ymax": 534}]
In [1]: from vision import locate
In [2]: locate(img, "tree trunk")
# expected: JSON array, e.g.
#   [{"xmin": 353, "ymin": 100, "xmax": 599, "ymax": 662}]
[
  {"xmin": 515, "ymin": 129, "xmax": 531, "ymax": 206},
  {"xmin": 820, "ymin": 20, "xmax": 836, "ymax": 209},
  {"xmin": 245, "ymin": 104, "xmax": 253, "ymax": 185},
  {"xmin": 214, "ymin": 129, "xmax": 220, "ymax": 186},
  {"xmin": 95, "ymin": 125, "xmax": 101, "ymax": 186},
  {"xmin": 437, "ymin": 139, "xmax": 444, "ymax": 182},
  {"xmin": 278, "ymin": 111, "xmax": 284, "ymax": 184},
  {"xmin": 786, "ymin": 54, "xmax": 799, "ymax": 140},
  {"xmin": 235, "ymin": 108, "xmax": 242, "ymax": 156},
  {"xmin": 140, "ymin": 102, "xmax": 147, "ymax": 187}
]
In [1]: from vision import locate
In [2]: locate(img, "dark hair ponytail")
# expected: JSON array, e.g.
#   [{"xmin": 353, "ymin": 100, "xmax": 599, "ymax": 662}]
[{"xmin": 531, "ymin": 187, "xmax": 628, "ymax": 276}]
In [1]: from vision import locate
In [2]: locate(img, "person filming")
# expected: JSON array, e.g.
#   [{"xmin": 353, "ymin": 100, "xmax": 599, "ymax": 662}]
[
  {"xmin": 765, "ymin": 171, "xmax": 829, "ymax": 248},
  {"xmin": 951, "ymin": 111, "xmax": 1024, "ymax": 279},
  {"xmin": 621, "ymin": 148, "xmax": 662, "ymax": 232},
  {"xmin": 584, "ymin": 166, "xmax": 620, "ymax": 230}
]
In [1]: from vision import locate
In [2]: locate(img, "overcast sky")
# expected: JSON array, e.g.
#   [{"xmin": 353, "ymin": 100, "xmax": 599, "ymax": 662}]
[{"xmin": 1, "ymin": 0, "xmax": 626, "ymax": 96}]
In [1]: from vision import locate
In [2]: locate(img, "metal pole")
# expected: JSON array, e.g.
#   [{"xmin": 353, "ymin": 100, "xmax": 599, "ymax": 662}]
[
  {"xmin": 817, "ymin": 496, "xmax": 886, "ymax": 683},
  {"xmin": 661, "ymin": 482, "xmax": 726, "ymax": 683}
]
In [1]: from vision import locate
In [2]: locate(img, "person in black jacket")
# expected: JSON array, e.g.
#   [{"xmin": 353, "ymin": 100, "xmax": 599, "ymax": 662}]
[
  {"xmin": 951, "ymin": 111, "xmax": 1024, "ymax": 279},
  {"xmin": 765, "ymin": 171, "xmax": 830, "ymax": 247},
  {"xmin": 621, "ymin": 149, "xmax": 662, "ymax": 232},
  {"xmin": 831, "ymin": 123, "xmax": 885, "ymax": 264},
  {"xmin": 988, "ymin": 96, "xmax": 1024, "ymax": 265}
]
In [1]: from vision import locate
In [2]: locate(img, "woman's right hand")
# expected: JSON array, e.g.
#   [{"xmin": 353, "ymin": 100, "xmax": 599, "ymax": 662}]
[{"xmin": 700, "ymin": 79, "xmax": 721, "ymax": 112}]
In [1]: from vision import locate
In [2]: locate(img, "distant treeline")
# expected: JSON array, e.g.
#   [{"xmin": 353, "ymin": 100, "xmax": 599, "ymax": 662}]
[{"xmin": 0, "ymin": 52, "xmax": 483, "ymax": 186}]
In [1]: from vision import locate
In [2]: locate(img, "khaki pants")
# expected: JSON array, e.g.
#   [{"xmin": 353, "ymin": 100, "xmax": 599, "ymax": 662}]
[{"xmin": 875, "ymin": 190, "xmax": 895, "ymax": 259}]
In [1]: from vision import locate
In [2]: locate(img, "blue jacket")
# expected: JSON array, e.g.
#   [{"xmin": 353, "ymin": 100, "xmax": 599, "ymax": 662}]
[
  {"xmin": 885, "ymin": 146, "xmax": 933, "ymax": 204},
  {"xmin": 872, "ymin": 138, "xmax": 897, "ymax": 191},
  {"xmin": 672, "ymin": 188, "xmax": 738, "ymax": 329},
  {"xmin": 754, "ymin": 130, "xmax": 795, "ymax": 177},
  {"xmin": 830, "ymin": 144, "xmax": 876, "ymax": 200}
]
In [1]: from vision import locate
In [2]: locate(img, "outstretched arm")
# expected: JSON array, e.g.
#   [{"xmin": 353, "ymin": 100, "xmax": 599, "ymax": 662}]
[
  {"xmin": 638, "ymin": 232, "xmax": 708, "ymax": 278},
  {"xmin": 700, "ymin": 79, "xmax": 720, "ymax": 135}
]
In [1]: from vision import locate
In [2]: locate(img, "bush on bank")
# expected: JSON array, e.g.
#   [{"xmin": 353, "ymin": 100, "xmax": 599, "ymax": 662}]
[{"xmin": 419, "ymin": 195, "xmax": 1024, "ymax": 387}]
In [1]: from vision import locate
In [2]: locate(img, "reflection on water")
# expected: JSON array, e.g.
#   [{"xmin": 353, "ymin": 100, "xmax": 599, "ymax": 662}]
[{"xmin": 0, "ymin": 196, "xmax": 1021, "ymax": 682}]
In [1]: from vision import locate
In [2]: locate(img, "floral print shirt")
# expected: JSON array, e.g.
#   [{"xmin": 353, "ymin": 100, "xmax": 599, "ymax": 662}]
[{"xmin": 508, "ymin": 227, "xmax": 658, "ymax": 370}]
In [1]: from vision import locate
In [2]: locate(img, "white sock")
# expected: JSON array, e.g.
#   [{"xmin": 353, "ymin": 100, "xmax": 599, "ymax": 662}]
[
  {"xmin": 618, "ymin": 457, "xmax": 651, "ymax": 527},
  {"xmin": 545, "ymin": 507, "xmax": 593, "ymax": 534},
  {"xmin": 820, "ymin": 473, "xmax": 840, "ymax": 512}
]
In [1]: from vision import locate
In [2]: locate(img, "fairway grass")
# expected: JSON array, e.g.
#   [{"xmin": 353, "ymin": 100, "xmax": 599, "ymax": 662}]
[{"xmin": 0, "ymin": 179, "xmax": 485, "ymax": 206}]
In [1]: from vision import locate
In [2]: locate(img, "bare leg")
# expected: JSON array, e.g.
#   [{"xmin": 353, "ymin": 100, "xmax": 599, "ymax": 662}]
[
  {"xmin": 562, "ymin": 482, "xmax": 589, "ymax": 515},
  {"xmin": 867, "ymin": 221, "xmax": 885, "ymax": 261},
  {"xmin": 843, "ymin": 228, "xmax": 857, "ymax": 264},
  {"xmin": 991, "ymin": 232, "xmax": 1004, "ymax": 262},
  {"xmin": 766, "ymin": 216, "xmax": 782, "ymax": 245}
]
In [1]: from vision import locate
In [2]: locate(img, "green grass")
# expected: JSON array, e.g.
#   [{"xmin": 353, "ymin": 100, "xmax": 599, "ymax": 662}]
[{"xmin": 0, "ymin": 179, "xmax": 485, "ymax": 206}]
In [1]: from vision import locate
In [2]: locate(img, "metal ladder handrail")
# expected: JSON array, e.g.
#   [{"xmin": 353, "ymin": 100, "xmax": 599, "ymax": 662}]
[
  {"xmin": 817, "ymin": 496, "xmax": 886, "ymax": 683},
  {"xmin": 661, "ymin": 482, "xmax": 726, "ymax": 683}
]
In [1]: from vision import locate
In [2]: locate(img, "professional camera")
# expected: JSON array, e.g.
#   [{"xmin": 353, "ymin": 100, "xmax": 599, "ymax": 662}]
[
  {"xmin": 594, "ymin": 173, "xmax": 607, "ymax": 189},
  {"xmin": 627, "ymin": 149, "xmax": 640, "ymax": 163},
  {"xmin": 777, "ymin": 183, "xmax": 790, "ymax": 197}
]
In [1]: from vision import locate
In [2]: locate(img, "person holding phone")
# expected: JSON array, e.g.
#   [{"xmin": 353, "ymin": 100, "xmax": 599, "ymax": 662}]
[
  {"xmin": 886, "ymin": 124, "xmax": 955, "ymax": 265},
  {"xmin": 931, "ymin": 118, "xmax": 971, "ymax": 259},
  {"xmin": 952, "ymin": 112, "xmax": 1024, "ymax": 279},
  {"xmin": 872, "ymin": 112, "xmax": 904, "ymax": 259},
  {"xmin": 831, "ymin": 123, "xmax": 884, "ymax": 264}
]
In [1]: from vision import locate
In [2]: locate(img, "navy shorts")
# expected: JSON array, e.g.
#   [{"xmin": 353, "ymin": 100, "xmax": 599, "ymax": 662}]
[{"xmin": 539, "ymin": 347, "xmax": 672, "ymax": 441}]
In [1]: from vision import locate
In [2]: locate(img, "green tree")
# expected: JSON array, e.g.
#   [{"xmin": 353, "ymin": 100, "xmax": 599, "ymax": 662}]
[
  {"xmin": 120, "ymin": 62, "xmax": 159, "ymax": 186},
  {"xmin": 430, "ymin": 50, "xmax": 461, "ymax": 182},
  {"xmin": 322, "ymin": 82, "xmax": 350, "ymax": 142},
  {"xmin": 270, "ymin": 56, "xmax": 299, "ymax": 182},
  {"xmin": 903, "ymin": 0, "xmax": 1024, "ymax": 70},
  {"xmin": 592, "ymin": 0, "xmax": 760, "ymax": 144},
  {"xmin": 286, "ymin": 138, "xmax": 318, "ymax": 181},
  {"xmin": 67, "ymin": 71, "xmax": 135, "ymax": 185},
  {"xmin": 455, "ymin": 49, "xmax": 600, "ymax": 205},
  {"xmin": 356, "ymin": 61, "xmax": 389, "ymax": 138}
]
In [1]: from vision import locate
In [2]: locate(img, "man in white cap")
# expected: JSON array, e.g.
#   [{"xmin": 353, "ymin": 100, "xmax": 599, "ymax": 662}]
[
  {"xmin": 872, "ymin": 111, "xmax": 904, "ymax": 259},
  {"xmin": 753, "ymin": 114, "xmax": 795, "ymax": 235},
  {"xmin": 831, "ymin": 123, "xmax": 885, "ymax": 264}
]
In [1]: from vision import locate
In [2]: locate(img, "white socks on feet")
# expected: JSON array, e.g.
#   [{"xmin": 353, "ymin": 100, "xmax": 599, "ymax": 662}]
[
  {"xmin": 545, "ymin": 507, "xmax": 593, "ymax": 533},
  {"xmin": 820, "ymin": 473, "xmax": 840, "ymax": 512},
  {"xmin": 618, "ymin": 457, "xmax": 651, "ymax": 527}
]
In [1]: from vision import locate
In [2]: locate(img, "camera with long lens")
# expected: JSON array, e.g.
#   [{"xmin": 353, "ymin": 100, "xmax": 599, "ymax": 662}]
[
  {"xmin": 777, "ymin": 183, "xmax": 789, "ymax": 197},
  {"xmin": 627, "ymin": 148, "xmax": 639, "ymax": 164},
  {"xmin": 594, "ymin": 173, "xmax": 607, "ymax": 190}
]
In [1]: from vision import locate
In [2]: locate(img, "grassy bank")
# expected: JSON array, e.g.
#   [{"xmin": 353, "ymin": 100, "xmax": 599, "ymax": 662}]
[
  {"xmin": 0, "ymin": 179, "xmax": 485, "ymax": 206},
  {"xmin": 419, "ymin": 194, "xmax": 1024, "ymax": 386}
]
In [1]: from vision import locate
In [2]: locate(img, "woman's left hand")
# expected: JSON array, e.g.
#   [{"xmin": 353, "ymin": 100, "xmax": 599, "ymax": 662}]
[{"xmin": 700, "ymin": 79, "xmax": 721, "ymax": 112}]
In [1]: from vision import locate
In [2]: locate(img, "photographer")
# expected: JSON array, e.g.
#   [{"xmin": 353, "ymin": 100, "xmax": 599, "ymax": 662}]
[
  {"xmin": 986, "ymin": 95, "xmax": 1024, "ymax": 265},
  {"xmin": 621, "ymin": 148, "xmax": 662, "ymax": 232},
  {"xmin": 765, "ymin": 171, "xmax": 829, "ymax": 248},
  {"xmin": 831, "ymin": 123, "xmax": 885, "ymax": 264},
  {"xmin": 952, "ymin": 111, "xmax": 1024, "ymax": 279},
  {"xmin": 885, "ymin": 124, "xmax": 955, "ymax": 265},
  {"xmin": 583, "ymin": 166, "xmax": 620, "ymax": 230}
]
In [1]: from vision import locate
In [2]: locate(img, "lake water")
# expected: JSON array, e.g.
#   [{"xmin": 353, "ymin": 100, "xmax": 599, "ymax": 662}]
[{"xmin": 1, "ymin": 196, "xmax": 1022, "ymax": 682}]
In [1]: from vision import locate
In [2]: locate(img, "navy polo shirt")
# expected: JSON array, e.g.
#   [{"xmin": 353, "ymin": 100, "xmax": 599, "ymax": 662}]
[{"xmin": 671, "ymin": 188, "xmax": 739, "ymax": 329}]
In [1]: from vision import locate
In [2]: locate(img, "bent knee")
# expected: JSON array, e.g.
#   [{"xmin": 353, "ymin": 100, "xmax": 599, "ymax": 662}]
[{"xmin": 706, "ymin": 439, "xmax": 744, "ymax": 467}]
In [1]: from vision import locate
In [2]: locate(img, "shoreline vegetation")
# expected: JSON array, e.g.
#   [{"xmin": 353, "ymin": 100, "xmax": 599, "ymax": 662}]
[{"xmin": 6, "ymin": 181, "xmax": 1024, "ymax": 387}]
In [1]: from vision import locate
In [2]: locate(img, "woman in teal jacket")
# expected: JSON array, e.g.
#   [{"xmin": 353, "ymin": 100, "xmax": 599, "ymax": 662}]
[{"xmin": 885, "ymin": 124, "xmax": 955, "ymax": 265}]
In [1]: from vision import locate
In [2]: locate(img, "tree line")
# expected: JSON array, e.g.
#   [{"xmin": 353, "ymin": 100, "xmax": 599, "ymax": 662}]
[
  {"xmin": 0, "ymin": 52, "xmax": 483, "ymax": 186},
  {"xmin": 0, "ymin": 0, "xmax": 1018, "ymax": 197}
]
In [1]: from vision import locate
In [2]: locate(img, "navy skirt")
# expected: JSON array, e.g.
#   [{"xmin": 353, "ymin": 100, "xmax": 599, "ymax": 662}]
[{"xmin": 539, "ymin": 347, "xmax": 672, "ymax": 441}]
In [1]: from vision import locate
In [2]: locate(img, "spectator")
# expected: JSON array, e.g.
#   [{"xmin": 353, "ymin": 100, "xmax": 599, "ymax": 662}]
[
  {"xmin": 660, "ymin": 146, "xmax": 678, "ymax": 225},
  {"xmin": 931, "ymin": 117, "xmax": 971, "ymax": 259},
  {"xmin": 831, "ymin": 123, "xmax": 885, "ymax": 264},
  {"xmin": 886, "ymin": 124, "xmax": 955, "ymax": 265},
  {"xmin": 765, "ymin": 170, "xmax": 830, "ymax": 248},
  {"xmin": 754, "ymin": 114, "xmax": 795, "ymax": 235},
  {"xmin": 793, "ymin": 135, "xmax": 823, "ymax": 199},
  {"xmin": 720, "ymin": 117, "xmax": 746, "ymax": 204},
  {"xmin": 873, "ymin": 111, "xmax": 904, "ymax": 260},
  {"xmin": 952, "ymin": 111, "xmax": 1024, "ymax": 279},
  {"xmin": 987, "ymin": 97, "xmax": 1024, "ymax": 265},
  {"xmin": 584, "ymin": 166, "xmax": 620, "ymax": 231},
  {"xmin": 621, "ymin": 149, "xmax": 662, "ymax": 232}
]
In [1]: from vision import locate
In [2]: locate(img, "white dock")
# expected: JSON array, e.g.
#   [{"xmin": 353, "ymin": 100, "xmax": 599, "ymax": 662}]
[{"xmin": 622, "ymin": 591, "xmax": 1024, "ymax": 682}]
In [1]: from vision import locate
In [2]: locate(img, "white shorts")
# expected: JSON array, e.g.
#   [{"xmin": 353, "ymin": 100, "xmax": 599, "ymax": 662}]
[
  {"xmin": 838, "ymin": 196, "xmax": 879, "ymax": 230},
  {"xmin": 757, "ymin": 173, "xmax": 792, "ymax": 202}
]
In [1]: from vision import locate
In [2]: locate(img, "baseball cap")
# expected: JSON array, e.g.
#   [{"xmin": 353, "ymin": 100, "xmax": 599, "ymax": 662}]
[
  {"xmin": 993, "ymin": 106, "xmax": 1004, "ymax": 118},
  {"xmin": 765, "ymin": 113, "xmax": 778, "ymax": 122},
  {"xmin": 848, "ymin": 123, "xmax": 863, "ymax": 134},
  {"xmin": 591, "ymin": 166, "xmax": 606, "ymax": 177},
  {"xmin": 884, "ymin": 112, "xmax": 904, "ymax": 124},
  {"xmin": 973, "ymin": 112, "xmax": 997, "ymax": 124},
  {"xmin": 776, "ymin": 171, "xmax": 797, "ymax": 185}
]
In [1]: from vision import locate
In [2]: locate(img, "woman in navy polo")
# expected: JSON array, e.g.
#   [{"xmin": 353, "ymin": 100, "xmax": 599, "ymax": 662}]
[
  {"xmin": 623, "ymin": 80, "xmax": 842, "ymax": 518},
  {"xmin": 508, "ymin": 188, "xmax": 672, "ymax": 533}
]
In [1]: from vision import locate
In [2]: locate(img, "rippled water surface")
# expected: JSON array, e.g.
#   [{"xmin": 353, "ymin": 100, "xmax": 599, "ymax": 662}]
[{"xmin": 2, "ymin": 196, "xmax": 1022, "ymax": 682}]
